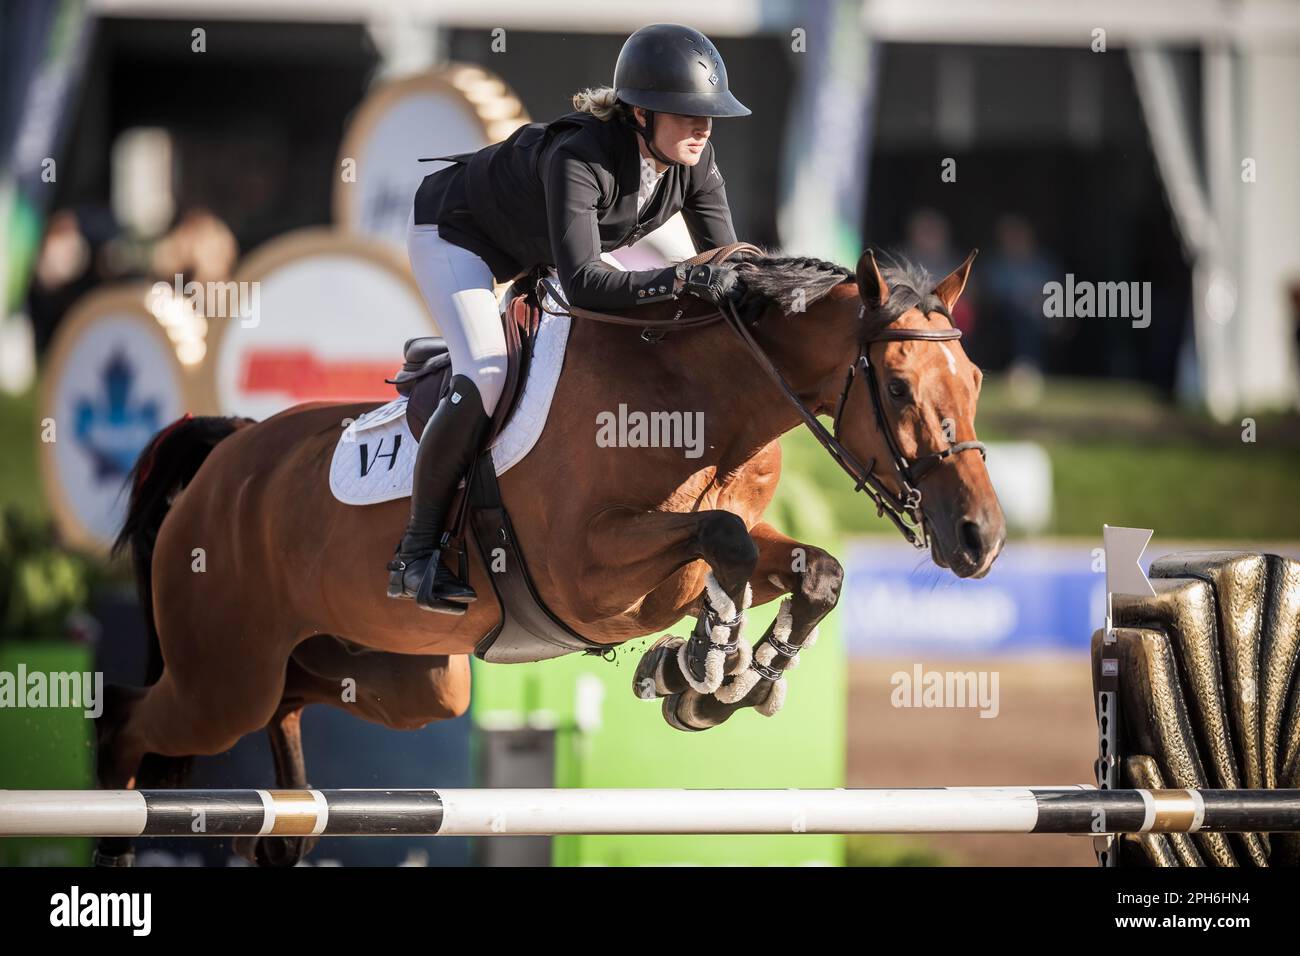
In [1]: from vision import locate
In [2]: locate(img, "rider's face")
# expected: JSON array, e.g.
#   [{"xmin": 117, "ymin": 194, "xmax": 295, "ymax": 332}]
[{"xmin": 634, "ymin": 108, "xmax": 711, "ymax": 167}]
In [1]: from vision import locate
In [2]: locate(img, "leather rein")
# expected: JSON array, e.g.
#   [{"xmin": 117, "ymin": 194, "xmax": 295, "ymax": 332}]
[{"xmin": 535, "ymin": 246, "xmax": 986, "ymax": 550}]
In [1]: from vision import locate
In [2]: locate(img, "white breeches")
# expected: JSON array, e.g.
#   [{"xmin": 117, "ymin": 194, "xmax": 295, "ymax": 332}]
[
  {"xmin": 407, "ymin": 219, "xmax": 643, "ymax": 416},
  {"xmin": 406, "ymin": 222, "xmax": 508, "ymax": 416}
]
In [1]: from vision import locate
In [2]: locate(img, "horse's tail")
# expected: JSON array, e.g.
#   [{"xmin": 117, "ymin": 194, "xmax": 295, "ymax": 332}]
[{"xmin": 111, "ymin": 414, "xmax": 255, "ymax": 683}]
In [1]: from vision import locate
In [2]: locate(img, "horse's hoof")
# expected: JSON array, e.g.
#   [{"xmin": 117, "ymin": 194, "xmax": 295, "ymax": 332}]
[
  {"xmin": 661, "ymin": 689, "xmax": 741, "ymax": 732},
  {"xmin": 754, "ymin": 676, "xmax": 787, "ymax": 717},
  {"xmin": 661, "ymin": 693, "xmax": 709, "ymax": 732},
  {"xmin": 235, "ymin": 834, "xmax": 317, "ymax": 868},
  {"xmin": 92, "ymin": 846, "xmax": 136, "ymax": 867},
  {"xmin": 633, "ymin": 636, "xmax": 685, "ymax": 700}
]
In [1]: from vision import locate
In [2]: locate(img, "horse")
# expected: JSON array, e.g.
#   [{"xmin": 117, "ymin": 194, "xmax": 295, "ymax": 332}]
[{"xmin": 96, "ymin": 247, "xmax": 1005, "ymax": 865}]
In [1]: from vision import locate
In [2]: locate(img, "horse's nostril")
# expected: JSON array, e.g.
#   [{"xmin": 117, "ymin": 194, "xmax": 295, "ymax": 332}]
[{"xmin": 960, "ymin": 520, "xmax": 984, "ymax": 559}]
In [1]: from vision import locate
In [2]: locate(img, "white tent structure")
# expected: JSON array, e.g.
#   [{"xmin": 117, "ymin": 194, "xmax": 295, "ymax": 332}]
[{"xmin": 864, "ymin": 0, "xmax": 1300, "ymax": 418}]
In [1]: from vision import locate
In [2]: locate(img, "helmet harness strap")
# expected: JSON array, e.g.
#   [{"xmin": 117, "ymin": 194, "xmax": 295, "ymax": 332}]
[{"xmin": 624, "ymin": 107, "xmax": 680, "ymax": 167}]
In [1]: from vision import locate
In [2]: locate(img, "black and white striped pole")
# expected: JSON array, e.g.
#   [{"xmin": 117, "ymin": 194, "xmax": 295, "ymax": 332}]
[{"xmin": 2, "ymin": 787, "xmax": 1298, "ymax": 837}]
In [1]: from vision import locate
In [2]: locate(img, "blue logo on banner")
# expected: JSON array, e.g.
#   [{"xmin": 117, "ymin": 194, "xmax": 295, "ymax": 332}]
[
  {"xmin": 842, "ymin": 540, "xmax": 1110, "ymax": 656},
  {"xmin": 73, "ymin": 349, "xmax": 161, "ymax": 478}
]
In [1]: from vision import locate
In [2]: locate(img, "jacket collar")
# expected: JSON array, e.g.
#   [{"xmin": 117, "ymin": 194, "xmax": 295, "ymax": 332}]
[{"xmin": 618, "ymin": 119, "xmax": 678, "ymax": 222}]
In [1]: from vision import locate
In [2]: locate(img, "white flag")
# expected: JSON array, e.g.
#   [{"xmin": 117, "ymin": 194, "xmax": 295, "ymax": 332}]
[{"xmin": 1103, "ymin": 525, "xmax": 1155, "ymax": 597}]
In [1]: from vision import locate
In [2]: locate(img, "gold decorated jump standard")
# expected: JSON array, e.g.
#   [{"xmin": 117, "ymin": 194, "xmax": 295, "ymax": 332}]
[{"xmin": 1, "ymin": 788, "xmax": 1298, "ymax": 837}]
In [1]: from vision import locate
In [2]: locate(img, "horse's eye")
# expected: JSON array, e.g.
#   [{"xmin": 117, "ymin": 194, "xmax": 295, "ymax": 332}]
[{"xmin": 887, "ymin": 379, "xmax": 910, "ymax": 400}]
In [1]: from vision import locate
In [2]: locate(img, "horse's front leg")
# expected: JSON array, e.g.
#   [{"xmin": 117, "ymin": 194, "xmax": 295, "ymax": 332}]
[
  {"xmin": 640, "ymin": 521, "xmax": 843, "ymax": 730},
  {"xmin": 715, "ymin": 521, "xmax": 843, "ymax": 711},
  {"xmin": 581, "ymin": 507, "xmax": 758, "ymax": 696}
]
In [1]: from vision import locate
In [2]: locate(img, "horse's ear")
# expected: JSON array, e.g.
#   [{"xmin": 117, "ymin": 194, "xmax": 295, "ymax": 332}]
[
  {"xmin": 855, "ymin": 249, "xmax": 889, "ymax": 310},
  {"xmin": 934, "ymin": 248, "xmax": 978, "ymax": 313}
]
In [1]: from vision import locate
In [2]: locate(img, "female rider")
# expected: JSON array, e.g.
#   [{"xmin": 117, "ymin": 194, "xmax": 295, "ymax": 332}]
[{"xmin": 391, "ymin": 23, "xmax": 751, "ymax": 612}]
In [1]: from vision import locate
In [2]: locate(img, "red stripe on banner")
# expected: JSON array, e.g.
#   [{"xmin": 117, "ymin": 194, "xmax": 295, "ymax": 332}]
[{"xmin": 239, "ymin": 350, "xmax": 394, "ymax": 401}]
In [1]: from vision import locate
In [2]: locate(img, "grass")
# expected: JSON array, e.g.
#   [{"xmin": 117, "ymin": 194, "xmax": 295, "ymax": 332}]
[
  {"xmin": 847, "ymin": 834, "xmax": 950, "ymax": 867},
  {"xmin": 1039, "ymin": 441, "xmax": 1300, "ymax": 538},
  {"xmin": 0, "ymin": 386, "xmax": 44, "ymax": 521}
]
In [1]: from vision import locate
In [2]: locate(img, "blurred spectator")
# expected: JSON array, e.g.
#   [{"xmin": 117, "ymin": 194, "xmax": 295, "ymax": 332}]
[
  {"xmin": 33, "ymin": 211, "xmax": 91, "ymax": 291},
  {"xmin": 27, "ymin": 206, "xmax": 123, "ymax": 354},
  {"xmin": 900, "ymin": 207, "xmax": 976, "ymax": 335},
  {"xmin": 903, "ymin": 207, "xmax": 958, "ymax": 278},
  {"xmin": 27, "ymin": 205, "xmax": 238, "ymax": 359},
  {"xmin": 150, "ymin": 208, "xmax": 238, "ymax": 285},
  {"xmin": 981, "ymin": 214, "xmax": 1059, "ymax": 395}
]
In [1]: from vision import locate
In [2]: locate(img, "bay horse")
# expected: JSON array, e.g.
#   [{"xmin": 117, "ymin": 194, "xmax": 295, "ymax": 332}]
[{"xmin": 98, "ymin": 247, "xmax": 1004, "ymax": 865}]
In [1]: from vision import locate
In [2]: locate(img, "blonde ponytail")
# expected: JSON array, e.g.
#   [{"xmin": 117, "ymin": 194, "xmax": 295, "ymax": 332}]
[{"xmin": 571, "ymin": 86, "xmax": 626, "ymax": 122}]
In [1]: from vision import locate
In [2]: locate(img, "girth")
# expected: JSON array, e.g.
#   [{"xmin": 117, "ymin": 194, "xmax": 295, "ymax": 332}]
[{"xmin": 537, "ymin": 245, "xmax": 986, "ymax": 550}]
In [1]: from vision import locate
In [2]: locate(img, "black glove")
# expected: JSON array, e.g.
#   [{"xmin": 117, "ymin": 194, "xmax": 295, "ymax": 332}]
[{"xmin": 676, "ymin": 263, "xmax": 742, "ymax": 306}]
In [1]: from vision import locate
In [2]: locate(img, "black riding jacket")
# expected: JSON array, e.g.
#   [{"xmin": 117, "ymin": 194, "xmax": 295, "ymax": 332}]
[{"xmin": 413, "ymin": 110, "xmax": 738, "ymax": 310}]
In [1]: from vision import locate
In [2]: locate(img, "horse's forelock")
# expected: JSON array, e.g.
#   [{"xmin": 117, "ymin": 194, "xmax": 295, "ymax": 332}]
[{"xmin": 864, "ymin": 257, "xmax": 952, "ymax": 334}]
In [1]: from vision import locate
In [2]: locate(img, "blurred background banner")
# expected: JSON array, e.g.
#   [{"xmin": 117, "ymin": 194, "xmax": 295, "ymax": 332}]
[
  {"xmin": 777, "ymin": 0, "xmax": 873, "ymax": 264},
  {"xmin": 1, "ymin": 0, "xmax": 92, "ymax": 395},
  {"xmin": 1, "ymin": 1, "xmax": 92, "ymax": 308},
  {"xmin": 332, "ymin": 66, "xmax": 530, "ymax": 250},
  {"xmin": 207, "ymin": 229, "xmax": 433, "ymax": 419},
  {"xmin": 843, "ymin": 540, "xmax": 1106, "ymax": 658}
]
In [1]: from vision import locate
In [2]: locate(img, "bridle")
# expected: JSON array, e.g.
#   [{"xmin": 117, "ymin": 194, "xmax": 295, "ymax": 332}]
[
  {"xmin": 826, "ymin": 316, "xmax": 987, "ymax": 549},
  {"xmin": 535, "ymin": 247, "xmax": 986, "ymax": 550},
  {"xmin": 720, "ymin": 299, "xmax": 986, "ymax": 550}
]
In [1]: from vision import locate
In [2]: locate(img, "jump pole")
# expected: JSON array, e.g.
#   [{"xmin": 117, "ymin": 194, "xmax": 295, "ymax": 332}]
[{"xmin": 2, "ymin": 788, "xmax": 1298, "ymax": 838}]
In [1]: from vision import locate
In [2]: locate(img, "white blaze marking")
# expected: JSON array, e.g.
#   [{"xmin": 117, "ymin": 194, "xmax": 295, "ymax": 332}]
[{"xmin": 939, "ymin": 343, "xmax": 958, "ymax": 375}]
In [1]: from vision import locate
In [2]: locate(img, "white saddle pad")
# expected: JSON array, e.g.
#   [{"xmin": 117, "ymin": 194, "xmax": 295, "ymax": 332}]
[{"xmin": 329, "ymin": 301, "xmax": 571, "ymax": 506}]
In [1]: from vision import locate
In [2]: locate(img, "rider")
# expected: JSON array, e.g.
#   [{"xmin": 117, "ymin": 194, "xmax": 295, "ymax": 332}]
[{"xmin": 390, "ymin": 23, "xmax": 753, "ymax": 612}]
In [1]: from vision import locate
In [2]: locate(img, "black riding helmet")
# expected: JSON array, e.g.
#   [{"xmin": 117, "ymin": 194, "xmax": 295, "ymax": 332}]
[{"xmin": 613, "ymin": 23, "xmax": 750, "ymax": 166}]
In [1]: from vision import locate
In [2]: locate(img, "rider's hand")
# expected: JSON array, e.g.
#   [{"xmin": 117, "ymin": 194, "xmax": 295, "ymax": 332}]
[{"xmin": 675, "ymin": 263, "xmax": 742, "ymax": 306}]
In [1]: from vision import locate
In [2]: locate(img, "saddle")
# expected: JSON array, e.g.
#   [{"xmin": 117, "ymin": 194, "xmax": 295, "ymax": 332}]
[
  {"xmin": 386, "ymin": 244, "xmax": 760, "ymax": 664},
  {"xmin": 389, "ymin": 272, "xmax": 541, "ymax": 444}
]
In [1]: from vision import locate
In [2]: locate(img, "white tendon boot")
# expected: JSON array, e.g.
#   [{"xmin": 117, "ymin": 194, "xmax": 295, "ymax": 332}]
[
  {"xmin": 676, "ymin": 574, "xmax": 752, "ymax": 695},
  {"xmin": 714, "ymin": 597, "xmax": 819, "ymax": 715}
]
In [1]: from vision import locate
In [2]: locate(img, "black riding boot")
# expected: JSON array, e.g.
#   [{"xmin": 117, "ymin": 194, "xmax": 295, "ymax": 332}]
[{"xmin": 387, "ymin": 375, "xmax": 491, "ymax": 613}]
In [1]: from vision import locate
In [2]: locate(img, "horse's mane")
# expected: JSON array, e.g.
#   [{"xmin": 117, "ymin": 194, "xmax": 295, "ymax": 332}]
[
  {"xmin": 731, "ymin": 252, "xmax": 852, "ymax": 314},
  {"xmin": 731, "ymin": 250, "xmax": 951, "ymax": 328}
]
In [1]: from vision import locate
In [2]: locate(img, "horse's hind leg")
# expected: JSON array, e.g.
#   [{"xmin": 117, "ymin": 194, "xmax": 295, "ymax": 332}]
[
  {"xmin": 232, "ymin": 708, "xmax": 318, "ymax": 868},
  {"xmin": 94, "ymin": 686, "xmax": 194, "ymax": 866},
  {"xmin": 225, "ymin": 643, "xmax": 472, "ymax": 866},
  {"xmin": 97, "ymin": 589, "xmax": 298, "ymax": 812},
  {"xmin": 92, "ymin": 656, "xmax": 288, "ymax": 864},
  {"xmin": 96, "ymin": 684, "xmax": 146, "ymax": 791},
  {"xmin": 283, "ymin": 638, "xmax": 472, "ymax": 730}
]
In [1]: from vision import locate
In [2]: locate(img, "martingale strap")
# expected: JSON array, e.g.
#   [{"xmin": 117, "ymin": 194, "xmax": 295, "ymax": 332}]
[{"xmin": 536, "ymin": 250, "xmax": 986, "ymax": 549}]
